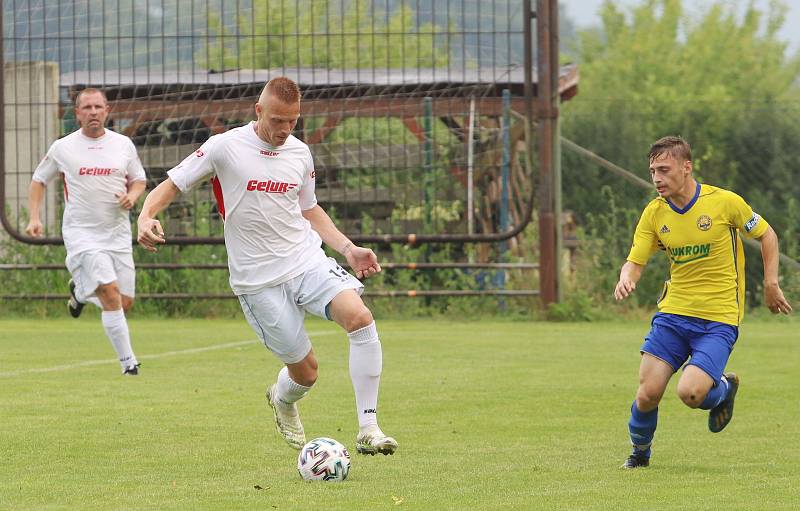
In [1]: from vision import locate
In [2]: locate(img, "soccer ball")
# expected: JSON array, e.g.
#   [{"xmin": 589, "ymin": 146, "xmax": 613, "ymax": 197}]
[{"xmin": 297, "ymin": 437, "xmax": 351, "ymax": 482}]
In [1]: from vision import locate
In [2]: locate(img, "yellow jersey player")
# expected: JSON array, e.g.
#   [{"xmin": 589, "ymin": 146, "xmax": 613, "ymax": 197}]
[{"xmin": 614, "ymin": 136, "xmax": 793, "ymax": 469}]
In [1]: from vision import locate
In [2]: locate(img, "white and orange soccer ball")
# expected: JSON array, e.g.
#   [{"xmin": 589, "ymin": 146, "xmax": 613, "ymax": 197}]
[{"xmin": 297, "ymin": 437, "xmax": 351, "ymax": 482}]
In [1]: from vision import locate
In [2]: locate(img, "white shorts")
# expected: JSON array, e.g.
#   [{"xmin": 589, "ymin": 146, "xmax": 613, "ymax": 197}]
[
  {"xmin": 238, "ymin": 257, "xmax": 364, "ymax": 364},
  {"xmin": 66, "ymin": 250, "xmax": 136, "ymax": 304}
]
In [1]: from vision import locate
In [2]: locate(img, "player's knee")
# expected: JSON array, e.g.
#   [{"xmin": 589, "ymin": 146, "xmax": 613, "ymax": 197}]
[
  {"xmin": 96, "ymin": 282, "xmax": 120, "ymax": 298},
  {"xmin": 635, "ymin": 387, "xmax": 663, "ymax": 410},
  {"xmin": 345, "ymin": 306, "xmax": 373, "ymax": 332},
  {"xmin": 95, "ymin": 283, "xmax": 122, "ymax": 309},
  {"xmin": 295, "ymin": 366, "xmax": 318, "ymax": 387},
  {"xmin": 291, "ymin": 354, "xmax": 318, "ymax": 387},
  {"xmin": 677, "ymin": 384, "xmax": 705, "ymax": 409},
  {"xmin": 122, "ymin": 297, "xmax": 134, "ymax": 313}
]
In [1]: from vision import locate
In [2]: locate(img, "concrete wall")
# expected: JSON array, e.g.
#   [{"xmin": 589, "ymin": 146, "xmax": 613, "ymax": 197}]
[{"xmin": 3, "ymin": 61, "xmax": 61, "ymax": 234}]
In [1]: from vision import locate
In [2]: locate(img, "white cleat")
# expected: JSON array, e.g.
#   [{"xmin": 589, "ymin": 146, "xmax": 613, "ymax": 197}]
[
  {"xmin": 356, "ymin": 427, "xmax": 398, "ymax": 456},
  {"xmin": 266, "ymin": 384, "xmax": 306, "ymax": 450}
]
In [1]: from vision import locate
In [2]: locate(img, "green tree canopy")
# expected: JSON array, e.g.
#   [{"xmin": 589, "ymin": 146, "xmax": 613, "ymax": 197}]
[
  {"xmin": 566, "ymin": 0, "xmax": 800, "ymax": 180},
  {"xmin": 204, "ymin": 0, "xmax": 449, "ymax": 69},
  {"xmin": 562, "ymin": 0, "xmax": 800, "ymax": 305}
]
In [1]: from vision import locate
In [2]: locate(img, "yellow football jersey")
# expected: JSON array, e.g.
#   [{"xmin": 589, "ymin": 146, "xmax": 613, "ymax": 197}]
[{"xmin": 627, "ymin": 183, "xmax": 769, "ymax": 326}]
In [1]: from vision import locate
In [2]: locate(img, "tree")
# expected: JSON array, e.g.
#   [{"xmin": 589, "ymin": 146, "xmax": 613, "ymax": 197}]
[
  {"xmin": 561, "ymin": 0, "xmax": 800, "ymax": 305},
  {"xmin": 204, "ymin": 0, "xmax": 449, "ymax": 69}
]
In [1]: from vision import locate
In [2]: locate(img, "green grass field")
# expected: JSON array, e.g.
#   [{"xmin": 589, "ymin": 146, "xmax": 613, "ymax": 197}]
[{"xmin": 1, "ymin": 317, "xmax": 798, "ymax": 510}]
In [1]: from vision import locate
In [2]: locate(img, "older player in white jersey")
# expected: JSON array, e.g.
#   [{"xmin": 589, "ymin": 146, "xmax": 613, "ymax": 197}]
[
  {"xmin": 136, "ymin": 77, "xmax": 398, "ymax": 455},
  {"xmin": 25, "ymin": 88, "xmax": 146, "ymax": 376}
]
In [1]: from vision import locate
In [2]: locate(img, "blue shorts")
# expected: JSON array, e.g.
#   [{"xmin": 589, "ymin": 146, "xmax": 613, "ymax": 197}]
[{"xmin": 641, "ymin": 312, "xmax": 738, "ymax": 382}]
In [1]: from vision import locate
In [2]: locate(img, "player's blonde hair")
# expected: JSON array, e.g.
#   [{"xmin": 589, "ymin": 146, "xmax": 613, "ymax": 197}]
[
  {"xmin": 260, "ymin": 77, "xmax": 301, "ymax": 104},
  {"xmin": 648, "ymin": 136, "xmax": 692, "ymax": 163},
  {"xmin": 74, "ymin": 88, "xmax": 108, "ymax": 107}
]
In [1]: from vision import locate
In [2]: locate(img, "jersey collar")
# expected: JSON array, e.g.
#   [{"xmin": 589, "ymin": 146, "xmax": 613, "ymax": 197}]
[
  {"xmin": 666, "ymin": 182, "xmax": 701, "ymax": 215},
  {"xmin": 77, "ymin": 129, "xmax": 108, "ymax": 143},
  {"xmin": 248, "ymin": 121, "xmax": 289, "ymax": 150}
]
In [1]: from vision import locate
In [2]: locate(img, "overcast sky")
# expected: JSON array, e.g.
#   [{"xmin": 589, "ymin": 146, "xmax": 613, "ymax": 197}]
[{"xmin": 562, "ymin": 0, "xmax": 799, "ymax": 53}]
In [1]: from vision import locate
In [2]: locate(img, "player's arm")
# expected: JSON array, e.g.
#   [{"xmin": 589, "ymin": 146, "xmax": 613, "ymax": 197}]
[
  {"xmin": 24, "ymin": 180, "xmax": 46, "ymax": 237},
  {"xmin": 756, "ymin": 226, "xmax": 792, "ymax": 315},
  {"xmin": 26, "ymin": 144, "xmax": 60, "ymax": 237},
  {"xmin": 117, "ymin": 179, "xmax": 146, "ymax": 210},
  {"xmin": 136, "ymin": 178, "xmax": 181, "ymax": 252},
  {"xmin": 728, "ymin": 191, "xmax": 792, "ymax": 315},
  {"xmin": 118, "ymin": 140, "xmax": 148, "ymax": 210},
  {"xmin": 614, "ymin": 260, "xmax": 645, "ymax": 301},
  {"xmin": 302, "ymin": 205, "xmax": 381, "ymax": 279},
  {"xmin": 615, "ymin": 204, "xmax": 658, "ymax": 301},
  {"xmin": 138, "ymin": 137, "xmax": 217, "ymax": 251}
]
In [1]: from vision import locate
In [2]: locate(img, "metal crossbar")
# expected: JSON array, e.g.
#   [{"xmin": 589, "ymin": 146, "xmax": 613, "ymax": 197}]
[
  {"xmin": 1, "ymin": 290, "xmax": 539, "ymax": 300},
  {"xmin": 0, "ymin": 262, "xmax": 538, "ymax": 271}
]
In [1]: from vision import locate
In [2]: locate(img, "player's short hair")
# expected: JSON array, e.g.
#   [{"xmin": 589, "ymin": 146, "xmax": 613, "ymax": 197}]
[
  {"xmin": 263, "ymin": 77, "xmax": 301, "ymax": 104},
  {"xmin": 74, "ymin": 88, "xmax": 108, "ymax": 107},
  {"xmin": 648, "ymin": 136, "xmax": 692, "ymax": 163}
]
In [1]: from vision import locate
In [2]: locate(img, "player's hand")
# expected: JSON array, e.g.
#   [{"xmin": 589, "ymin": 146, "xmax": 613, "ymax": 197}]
[
  {"xmin": 764, "ymin": 282, "xmax": 793, "ymax": 315},
  {"xmin": 116, "ymin": 192, "xmax": 135, "ymax": 210},
  {"xmin": 137, "ymin": 217, "xmax": 165, "ymax": 252},
  {"xmin": 24, "ymin": 218, "xmax": 43, "ymax": 237},
  {"xmin": 345, "ymin": 245, "xmax": 381, "ymax": 279},
  {"xmin": 614, "ymin": 278, "xmax": 636, "ymax": 301}
]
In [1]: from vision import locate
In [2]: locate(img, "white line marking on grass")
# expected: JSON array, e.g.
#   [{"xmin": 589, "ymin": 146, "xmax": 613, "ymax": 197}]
[{"xmin": 0, "ymin": 330, "xmax": 339, "ymax": 377}]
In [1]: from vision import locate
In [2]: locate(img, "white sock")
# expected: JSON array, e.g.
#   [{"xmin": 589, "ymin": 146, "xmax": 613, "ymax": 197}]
[
  {"xmin": 101, "ymin": 309, "xmax": 137, "ymax": 370},
  {"xmin": 276, "ymin": 366, "xmax": 311, "ymax": 409},
  {"xmin": 348, "ymin": 321, "xmax": 382, "ymax": 429}
]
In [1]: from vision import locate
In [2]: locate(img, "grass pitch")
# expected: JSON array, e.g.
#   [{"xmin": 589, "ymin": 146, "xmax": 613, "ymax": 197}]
[{"xmin": 1, "ymin": 316, "xmax": 798, "ymax": 510}]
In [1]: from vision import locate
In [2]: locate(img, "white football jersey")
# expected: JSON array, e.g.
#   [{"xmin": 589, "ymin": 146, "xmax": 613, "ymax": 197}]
[
  {"xmin": 32, "ymin": 129, "xmax": 146, "ymax": 255},
  {"xmin": 167, "ymin": 122, "xmax": 325, "ymax": 294}
]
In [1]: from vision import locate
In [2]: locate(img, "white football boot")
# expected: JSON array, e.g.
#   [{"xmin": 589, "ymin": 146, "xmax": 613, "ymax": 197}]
[
  {"xmin": 356, "ymin": 425, "xmax": 398, "ymax": 456},
  {"xmin": 266, "ymin": 384, "xmax": 306, "ymax": 450}
]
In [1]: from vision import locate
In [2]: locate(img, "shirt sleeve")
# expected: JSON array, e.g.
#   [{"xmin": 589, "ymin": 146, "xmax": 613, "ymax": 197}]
[
  {"xmin": 298, "ymin": 147, "xmax": 318, "ymax": 211},
  {"xmin": 167, "ymin": 137, "xmax": 219, "ymax": 192},
  {"xmin": 125, "ymin": 139, "xmax": 147, "ymax": 184},
  {"xmin": 726, "ymin": 190, "xmax": 770, "ymax": 239},
  {"xmin": 627, "ymin": 203, "xmax": 661, "ymax": 265},
  {"xmin": 31, "ymin": 141, "xmax": 61, "ymax": 185}
]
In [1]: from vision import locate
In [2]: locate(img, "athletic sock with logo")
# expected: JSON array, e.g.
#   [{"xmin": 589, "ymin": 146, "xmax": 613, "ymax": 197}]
[
  {"xmin": 348, "ymin": 321, "xmax": 382, "ymax": 429},
  {"xmin": 628, "ymin": 401, "xmax": 657, "ymax": 457},
  {"xmin": 101, "ymin": 309, "xmax": 137, "ymax": 370}
]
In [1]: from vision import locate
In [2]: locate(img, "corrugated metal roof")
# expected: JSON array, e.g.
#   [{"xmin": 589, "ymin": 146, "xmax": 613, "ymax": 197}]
[{"xmin": 60, "ymin": 64, "xmax": 578, "ymax": 95}]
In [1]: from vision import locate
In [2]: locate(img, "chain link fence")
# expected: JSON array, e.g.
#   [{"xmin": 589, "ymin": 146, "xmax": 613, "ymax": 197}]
[{"xmin": 2, "ymin": 1, "xmax": 574, "ymax": 313}]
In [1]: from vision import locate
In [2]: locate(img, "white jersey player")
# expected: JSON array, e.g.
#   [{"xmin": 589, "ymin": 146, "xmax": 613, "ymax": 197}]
[
  {"xmin": 25, "ymin": 88, "xmax": 146, "ymax": 376},
  {"xmin": 137, "ymin": 77, "xmax": 398, "ymax": 455}
]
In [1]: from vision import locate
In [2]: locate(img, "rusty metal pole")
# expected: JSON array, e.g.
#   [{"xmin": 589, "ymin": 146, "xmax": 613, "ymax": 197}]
[
  {"xmin": 523, "ymin": 0, "xmax": 535, "ymax": 306},
  {"xmin": 550, "ymin": 0, "xmax": 563, "ymax": 303},
  {"xmin": 536, "ymin": 0, "xmax": 558, "ymax": 306},
  {"xmin": 0, "ymin": 4, "xmax": 7, "ymax": 241}
]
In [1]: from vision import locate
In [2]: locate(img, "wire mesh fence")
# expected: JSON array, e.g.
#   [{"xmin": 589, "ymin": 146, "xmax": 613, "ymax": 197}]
[
  {"xmin": 1, "ymin": 0, "xmax": 566, "ymax": 250},
  {"xmin": 1, "ymin": 0, "xmax": 568, "ymax": 311},
  {"xmin": 560, "ymin": 102, "xmax": 800, "ymax": 309}
]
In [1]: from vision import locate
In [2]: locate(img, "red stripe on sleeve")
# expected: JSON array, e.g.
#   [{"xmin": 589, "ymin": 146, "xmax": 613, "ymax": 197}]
[{"xmin": 211, "ymin": 177, "xmax": 225, "ymax": 220}]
